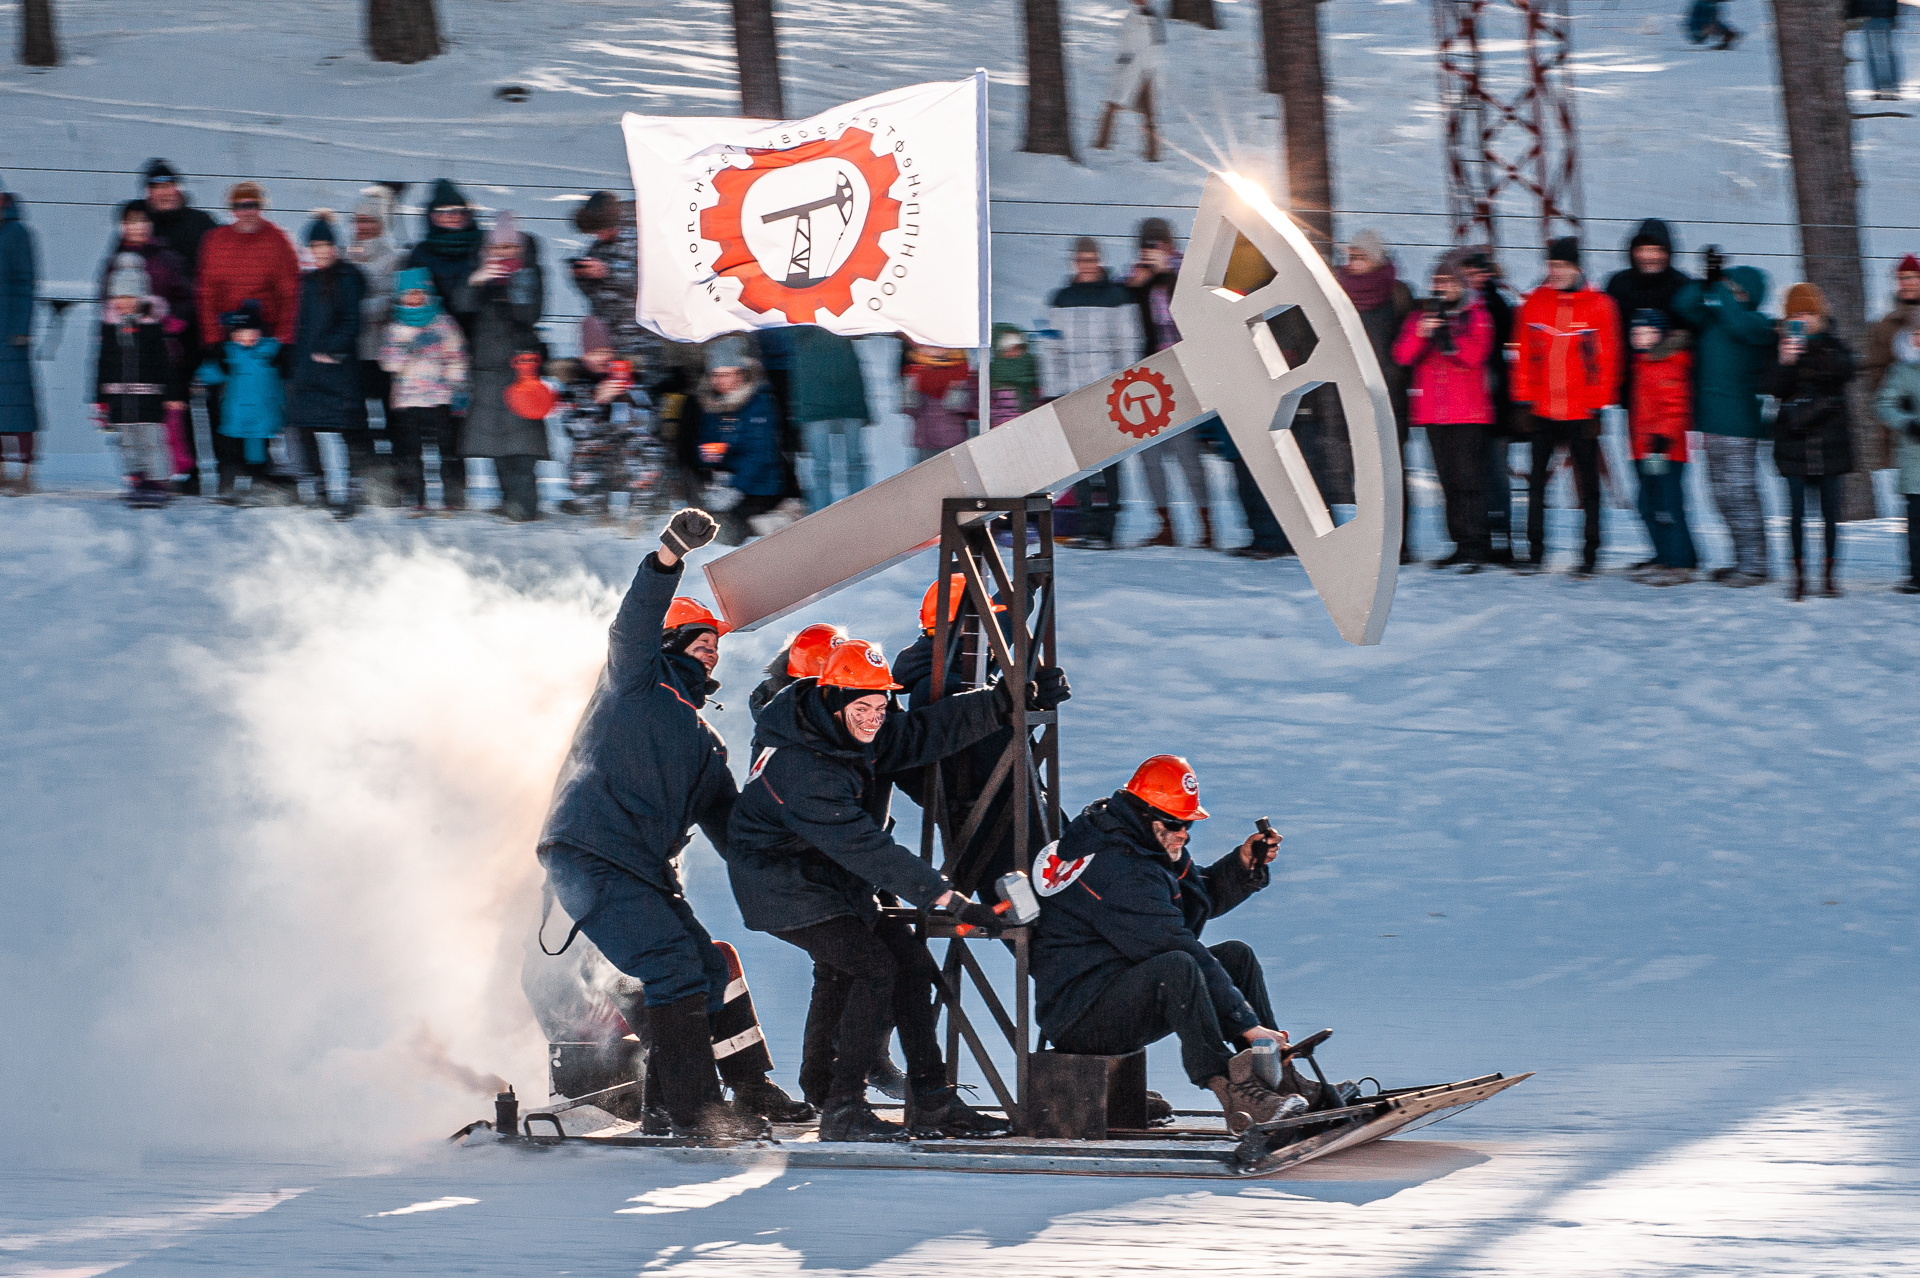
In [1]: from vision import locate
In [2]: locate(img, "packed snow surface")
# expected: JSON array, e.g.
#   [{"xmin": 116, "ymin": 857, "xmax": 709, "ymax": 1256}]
[{"xmin": 5, "ymin": 0, "xmax": 1920, "ymax": 1273}]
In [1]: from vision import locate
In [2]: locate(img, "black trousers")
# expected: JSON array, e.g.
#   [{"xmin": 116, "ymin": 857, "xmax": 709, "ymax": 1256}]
[
  {"xmin": 1426, "ymin": 423, "xmax": 1491, "ymax": 561},
  {"xmin": 1231, "ymin": 455, "xmax": 1292, "ymax": 554},
  {"xmin": 778, "ymin": 914, "xmax": 944, "ymax": 1104},
  {"xmin": 386, "ymin": 405, "xmax": 444, "ymax": 508},
  {"xmin": 1526, "ymin": 415, "xmax": 1603, "ymax": 568},
  {"xmin": 1784, "ymin": 474, "xmax": 1843, "ymax": 564},
  {"xmin": 1072, "ymin": 465, "xmax": 1122, "ymax": 544},
  {"xmin": 1050, "ymin": 940, "xmax": 1273, "ymax": 1087},
  {"xmin": 1908, "ymin": 494, "xmax": 1920, "ymax": 586},
  {"xmin": 431, "ymin": 411, "xmax": 467, "ymax": 510},
  {"xmin": 495, "ymin": 454, "xmax": 541, "ymax": 521}
]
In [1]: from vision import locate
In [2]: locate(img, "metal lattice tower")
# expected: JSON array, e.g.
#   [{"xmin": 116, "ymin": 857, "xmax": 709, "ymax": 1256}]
[{"xmin": 1431, "ymin": 0, "xmax": 1584, "ymax": 249}]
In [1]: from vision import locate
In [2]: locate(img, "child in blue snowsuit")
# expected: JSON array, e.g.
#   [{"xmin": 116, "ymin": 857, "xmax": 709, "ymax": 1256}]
[{"xmin": 197, "ymin": 301, "xmax": 292, "ymax": 502}]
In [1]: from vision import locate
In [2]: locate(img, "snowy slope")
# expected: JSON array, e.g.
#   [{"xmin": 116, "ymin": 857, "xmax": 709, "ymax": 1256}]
[
  {"xmin": 3, "ymin": 494, "xmax": 1917, "ymax": 1272},
  {"xmin": 5, "ymin": 0, "xmax": 1918, "ymax": 477}
]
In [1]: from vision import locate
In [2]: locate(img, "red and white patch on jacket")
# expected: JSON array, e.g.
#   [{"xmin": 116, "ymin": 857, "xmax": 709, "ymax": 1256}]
[{"xmin": 1033, "ymin": 840, "xmax": 1092, "ymax": 896}]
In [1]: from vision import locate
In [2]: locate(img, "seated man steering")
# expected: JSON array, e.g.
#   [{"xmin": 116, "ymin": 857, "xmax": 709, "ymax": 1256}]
[{"xmin": 1032, "ymin": 754, "xmax": 1298, "ymax": 1130}]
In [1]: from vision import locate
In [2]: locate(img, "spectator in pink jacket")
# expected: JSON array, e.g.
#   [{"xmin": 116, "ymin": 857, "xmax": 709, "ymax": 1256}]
[{"xmin": 1393, "ymin": 262, "xmax": 1495, "ymax": 569}]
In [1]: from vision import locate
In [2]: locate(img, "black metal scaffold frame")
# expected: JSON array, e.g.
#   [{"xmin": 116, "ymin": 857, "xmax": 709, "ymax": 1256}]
[{"xmin": 901, "ymin": 495, "xmax": 1061, "ymax": 1136}]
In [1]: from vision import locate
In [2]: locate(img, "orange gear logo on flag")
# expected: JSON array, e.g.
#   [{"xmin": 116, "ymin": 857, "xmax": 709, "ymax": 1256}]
[
  {"xmin": 700, "ymin": 129, "xmax": 903, "ymax": 325},
  {"xmin": 1106, "ymin": 367, "xmax": 1175, "ymax": 439}
]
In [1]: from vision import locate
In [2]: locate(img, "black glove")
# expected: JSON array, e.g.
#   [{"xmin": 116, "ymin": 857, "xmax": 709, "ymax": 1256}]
[
  {"xmin": 949, "ymin": 900, "xmax": 1005, "ymax": 935},
  {"xmin": 1032, "ymin": 665, "xmax": 1071, "ymax": 711},
  {"xmin": 661, "ymin": 507, "xmax": 718, "ymax": 558},
  {"xmin": 1908, "ymin": 423, "xmax": 1920, "ymax": 441}
]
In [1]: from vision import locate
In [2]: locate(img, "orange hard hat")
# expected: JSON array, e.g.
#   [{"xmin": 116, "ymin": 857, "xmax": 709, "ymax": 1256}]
[
  {"xmin": 786, "ymin": 623, "xmax": 845, "ymax": 678},
  {"xmin": 920, "ymin": 574, "xmax": 1008, "ymax": 632},
  {"xmin": 819, "ymin": 639, "xmax": 904, "ymax": 693},
  {"xmin": 1124, "ymin": 754, "xmax": 1208, "ymax": 822},
  {"xmin": 663, "ymin": 597, "xmax": 731, "ymax": 637}
]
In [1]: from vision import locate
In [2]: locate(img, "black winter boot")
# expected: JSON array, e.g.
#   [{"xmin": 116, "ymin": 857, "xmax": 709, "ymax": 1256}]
[
  {"xmin": 1791, "ymin": 558, "xmax": 1807, "ymax": 602},
  {"xmin": 1822, "ymin": 559, "xmax": 1842, "ymax": 598},
  {"xmin": 644, "ymin": 996, "xmax": 766, "ymax": 1140},
  {"xmin": 729, "ymin": 1076, "xmax": 815, "ymax": 1123},
  {"xmin": 818, "ymin": 1095, "xmax": 908, "ymax": 1142},
  {"xmin": 906, "ymin": 1077, "xmax": 1010, "ymax": 1137}
]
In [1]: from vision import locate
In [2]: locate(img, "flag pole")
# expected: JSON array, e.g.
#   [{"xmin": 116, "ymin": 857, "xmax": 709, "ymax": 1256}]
[{"xmin": 975, "ymin": 67, "xmax": 991, "ymax": 440}]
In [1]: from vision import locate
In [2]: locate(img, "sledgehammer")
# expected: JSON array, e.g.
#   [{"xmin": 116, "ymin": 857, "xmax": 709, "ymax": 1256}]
[{"xmin": 954, "ymin": 871, "xmax": 1042, "ymax": 937}]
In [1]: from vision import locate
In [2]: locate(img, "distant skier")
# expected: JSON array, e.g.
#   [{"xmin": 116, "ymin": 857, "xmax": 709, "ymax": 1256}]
[
  {"xmin": 1031, "ymin": 755, "xmax": 1317, "ymax": 1131},
  {"xmin": 1685, "ymin": 0, "xmax": 1740, "ymax": 50},
  {"xmin": 535, "ymin": 508, "xmax": 812, "ymax": 1137}
]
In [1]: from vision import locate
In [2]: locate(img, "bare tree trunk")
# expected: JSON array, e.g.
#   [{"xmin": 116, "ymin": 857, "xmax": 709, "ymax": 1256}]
[
  {"xmin": 1771, "ymin": 0, "xmax": 1881, "ymax": 517},
  {"xmin": 19, "ymin": 0, "xmax": 59, "ymax": 67},
  {"xmin": 1170, "ymin": 0, "xmax": 1218, "ymax": 27},
  {"xmin": 1022, "ymin": 0, "xmax": 1075, "ymax": 158},
  {"xmin": 1267, "ymin": 0, "xmax": 1335, "ymax": 258},
  {"xmin": 732, "ymin": 0, "xmax": 785, "ymax": 120},
  {"xmin": 1259, "ymin": 0, "xmax": 1284, "ymax": 94},
  {"xmin": 365, "ymin": 0, "xmax": 440, "ymax": 65}
]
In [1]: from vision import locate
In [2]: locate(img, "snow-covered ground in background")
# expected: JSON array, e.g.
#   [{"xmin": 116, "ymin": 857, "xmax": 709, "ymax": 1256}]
[
  {"xmin": 5, "ymin": 1, "xmax": 1920, "ymax": 1272},
  {"xmin": 3, "ymin": 492, "xmax": 1917, "ymax": 1274},
  {"xmin": 3, "ymin": 0, "xmax": 1918, "ymax": 491}
]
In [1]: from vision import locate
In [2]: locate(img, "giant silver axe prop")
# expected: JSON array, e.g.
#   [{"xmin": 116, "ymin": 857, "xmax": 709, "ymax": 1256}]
[{"xmin": 703, "ymin": 171, "xmax": 1402, "ymax": 645}]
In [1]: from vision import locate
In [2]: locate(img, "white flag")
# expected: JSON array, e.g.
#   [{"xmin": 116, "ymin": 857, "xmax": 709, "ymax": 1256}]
[{"xmin": 623, "ymin": 76, "xmax": 985, "ymax": 348}]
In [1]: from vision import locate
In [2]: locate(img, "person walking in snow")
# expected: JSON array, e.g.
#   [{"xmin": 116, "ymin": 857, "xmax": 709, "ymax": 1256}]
[
  {"xmin": 1094, "ymin": 0, "xmax": 1166, "ymax": 161},
  {"xmin": 195, "ymin": 181, "xmax": 300, "ymax": 498},
  {"xmin": 1393, "ymin": 259, "xmax": 1495, "ymax": 569},
  {"xmin": 0, "ymin": 180, "xmax": 42, "ymax": 496},
  {"xmin": 1672, "ymin": 251, "xmax": 1777, "ymax": 585},
  {"xmin": 785, "ymin": 325, "xmax": 871, "ymax": 512},
  {"xmin": 455, "ymin": 210, "xmax": 548, "ymax": 522},
  {"xmin": 1511, "ymin": 237, "xmax": 1622, "ymax": 577},
  {"xmin": 1873, "ymin": 317, "xmax": 1920, "ymax": 593},
  {"xmin": 1130, "ymin": 218, "xmax": 1216, "ymax": 547},
  {"xmin": 286, "ymin": 212, "xmax": 369, "ymax": 513},
  {"xmin": 196, "ymin": 302, "xmax": 293, "ymax": 503},
  {"xmin": 537, "ymin": 509, "xmax": 810, "ymax": 1138},
  {"xmin": 94, "ymin": 254, "xmax": 187, "ymax": 507},
  {"xmin": 1768, "ymin": 283, "xmax": 1857, "ymax": 600},
  {"xmin": 379, "ymin": 268, "xmax": 468, "ymax": 511},
  {"xmin": 1042, "ymin": 236, "xmax": 1143, "ymax": 547},
  {"xmin": 1625, "ymin": 309, "xmax": 1699, "ymax": 583}
]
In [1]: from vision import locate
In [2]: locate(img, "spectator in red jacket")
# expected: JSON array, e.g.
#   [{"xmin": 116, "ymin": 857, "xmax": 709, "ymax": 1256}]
[
  {"xmin": 194, "ymin": 181, "xmax": 300, "ymax": 495},
  {"xmin": 1626, "ymin": 309, "xmax": 1697, "ymax": 583},
  {"xmin": 1511, "ymin": 238, "xmax": 1622, "ymax": 577},
  {"xmin": 1394, "ymin": 261, "xmax": 1495, "ymax": 570}
]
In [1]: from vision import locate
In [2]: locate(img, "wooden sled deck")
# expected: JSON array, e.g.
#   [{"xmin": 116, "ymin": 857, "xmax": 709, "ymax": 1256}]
[{"xmin": 484, "ymin": 1072, "xmax": 1530, "ymax": 1180}]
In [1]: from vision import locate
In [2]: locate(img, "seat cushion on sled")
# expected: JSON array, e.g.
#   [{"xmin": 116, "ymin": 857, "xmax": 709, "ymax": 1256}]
[{"xmin": 1028, "ymin": 1050, "xmax": 1147, "ymax": 1139}]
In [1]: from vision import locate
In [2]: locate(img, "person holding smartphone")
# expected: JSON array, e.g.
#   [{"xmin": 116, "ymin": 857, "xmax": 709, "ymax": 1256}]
[{"xmin": 1768, "ymin": 284, "xmax": 1857, "ymax": 600}]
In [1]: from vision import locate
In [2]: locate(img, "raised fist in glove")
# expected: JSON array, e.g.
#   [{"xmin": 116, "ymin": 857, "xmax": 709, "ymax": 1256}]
[
  {"xmin": 659, "ymin": 508, "xmax": 718, "ymax": 564},
  {"xmin": 1032, "ymin": 665, "xmax": 1071, "ymax": 711}
]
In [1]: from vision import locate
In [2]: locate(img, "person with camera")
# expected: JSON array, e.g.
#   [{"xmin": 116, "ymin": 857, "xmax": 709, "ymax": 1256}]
[
  {"xmin": 1768, "ymin": 285, "xmax": 1857, "ymax": 600},
  {"xmin": 724, "ymin": 637, "xmax": 1069, "ymax": 1141},
  {"xmin": 1031, "ymin": 755, "xmax": 1305, "ymax": 1132},
  {"xmin": 1673, "ymin": 250, "xmax": 1778, "ymax": 586},
  {"xmin": 1511, "ymin": 238, "xmax": 1622, "ymax": 577},
  {"xmin": 1873, "ymin": 316, "xmax": 1920, "ymax": 593},
  {"xmin": 1452, "ymin": 249, "xmax": 1521, "ymax": 560},
  {"xmin": 1394, "ymin": 260, "xmax": 1495, "ymax": 570}
]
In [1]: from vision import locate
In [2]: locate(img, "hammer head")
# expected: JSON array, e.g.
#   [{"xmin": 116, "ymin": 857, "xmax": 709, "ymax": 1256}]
[{"xmin": 994, "ymin": 872, "xmax": 1041, "ymax": 926}]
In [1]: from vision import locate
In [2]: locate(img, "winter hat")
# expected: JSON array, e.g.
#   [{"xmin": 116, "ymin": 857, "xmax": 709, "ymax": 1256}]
[
  {"xmin": 1783, "ymin": 282, "xmax": 1828, "ymax": 317},
  {"xmin": 1628, "ymin": 218, "xmax": 1676, "ymax": 254},
  {"xmin": 1137, "ymin": 216, "xmax": 1174, "ymax": 248},
  {"xmin": 426, "ymin": 178, "xmax": 469, "ymax": 214},
  {"xmin": 574, "ymin": 190, "xmax": 621, "ymax": 234},
  {"xmin": 221, "ymin": 299, "xmax": 266, "ymax": 333},
  {"xmin": 1547, "ymin": 236, "xmax": 1582, "ymax": 267},
  {"xmin": 1630, "ymin": 307, "xmax": 1669, "ymax": 333},
  {"xmin": 1347, "ymin": 228, "xmax": 1387, "ymax": 266},
  {"xmin": 141, "ymin": 158, "xmax": 180, "ymax": 188},
  {"xmin": 1897, "ymin": 254, "xmax": 1920, "ymax": 277},
  {"xmin": 1072, "ymin": 234, "xmax": 1101, "ymax": 258},
  {"xmin": 353, "ymin": 186, "xmax": 394, "ymax": 233},
  {"xmin": 486, "ymin": 210, "xmax": 521, "ymax": 248},
  {"xmin": 706, "ymin": 333, "xmax": 753, "ymax": 370},
  {"xmin": 995, "ymin": 327, "xmax": 1028, "ymax": 354},
  {"xmin": 106, "ymin": 252, "xmax": 150, "ymax": 301},
  {"xmin": 117, "ymin": 198, "xmax": 152, "ymax": 223},
  {"xmin": 226, "ymin": 180, "xmax": 266, "ymax": 208},
  {"xmin": 1432, "ymin": 251, "xmax": 1464, "ymax": 280},
  {"xmin": 579, "ymin": 315, "xmax": 612, "ymax": 354},
  {"xmin": 303, "ymin": 209, "xmax": 337, "ymax": 246},
  {"xmin": 391, "ymin": 267, "xmax": 442, "ymax": 326}
]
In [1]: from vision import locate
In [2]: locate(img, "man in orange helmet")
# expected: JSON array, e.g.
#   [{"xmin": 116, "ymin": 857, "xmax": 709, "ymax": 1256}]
[
  {"xmin": 725, "ymin": 637, "xmax": 1070, "ymax": 1141},
  {"xmin": 747, "ymin": 621, "xmax": 845, "ymax": 720},
  {"xmin": 1031, "ymin": 754, "xmax": 1298, "ymax": 1131},
  {"xmin": 535, "ymin": 508, "xmax": 809, "ymax": 1138}
]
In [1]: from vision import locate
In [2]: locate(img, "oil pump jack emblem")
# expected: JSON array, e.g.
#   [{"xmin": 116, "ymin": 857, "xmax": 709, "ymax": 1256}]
[
  {"xmin": 1106, "ymin": 367, "xmax": 1175, "ymax": 439},
  {"xmin": 700, "ymin": 129, "xmax": 902, "ymax": 324}
]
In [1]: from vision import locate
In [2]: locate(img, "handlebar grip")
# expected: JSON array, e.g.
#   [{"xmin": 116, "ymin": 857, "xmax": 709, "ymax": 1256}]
[
  {"xmin": 1282, "ymin": 1027, "xmax": 1333, "ymax": 1058},
  {"xmin": 1255, "ymin": 817, "xmax": 1274, "ymax": 837}
]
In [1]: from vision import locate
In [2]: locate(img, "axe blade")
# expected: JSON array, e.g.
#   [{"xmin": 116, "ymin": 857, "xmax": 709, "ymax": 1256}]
[{"xmin": 701, "ymin": 172, "xmax": 1400, "ymax": 646}]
